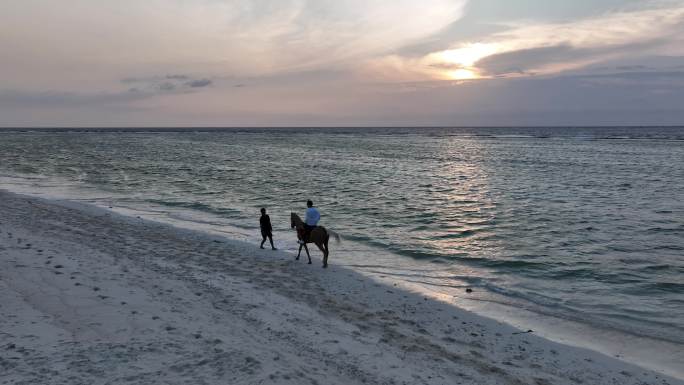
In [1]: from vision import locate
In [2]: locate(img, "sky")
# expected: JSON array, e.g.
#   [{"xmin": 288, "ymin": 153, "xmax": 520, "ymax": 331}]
[{"xmin": 1, "ymin": 0, "xmax": 684, "ymax": 127}]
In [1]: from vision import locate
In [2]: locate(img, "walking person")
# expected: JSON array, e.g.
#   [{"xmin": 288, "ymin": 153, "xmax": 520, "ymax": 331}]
[{"xmin": 259, "ymin": 208, "xmax": 276, "ymax": 250}]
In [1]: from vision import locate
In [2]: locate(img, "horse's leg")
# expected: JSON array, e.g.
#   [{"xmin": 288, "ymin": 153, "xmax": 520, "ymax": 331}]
[
  {"xmin": 314, "ymin": 241, "xmax": 328, "ymax": 268},
  {"xmin": 322, "ymin": 239, "xmax": 329, "ymax": 268},
  {"xmin": 303, "ymin": 244, "xmax": 312, "ymax": 264},
  {"xmin": 296, "ymin": 244, "xmax": 302, "ymax": 260}
]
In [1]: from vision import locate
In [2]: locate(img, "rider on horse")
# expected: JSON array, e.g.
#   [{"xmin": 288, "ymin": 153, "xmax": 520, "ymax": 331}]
[
  {"xmin": 299, "ymin": 199, "xmax": 320, "ymax": 244},
  {"xmin": 291, "ymin": 203, "xmax": 339, "ymax": 268}
]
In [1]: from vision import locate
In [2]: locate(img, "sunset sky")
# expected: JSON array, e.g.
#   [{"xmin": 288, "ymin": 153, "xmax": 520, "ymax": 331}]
[{"xmin": 1, "ymin": 0, "xmax": 684, "ymax": 126}]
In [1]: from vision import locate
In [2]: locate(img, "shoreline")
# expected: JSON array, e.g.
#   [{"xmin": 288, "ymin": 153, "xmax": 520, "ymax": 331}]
[{"xmin": 1, "ymin": 189, "xmax": 682, "ymax": 384}]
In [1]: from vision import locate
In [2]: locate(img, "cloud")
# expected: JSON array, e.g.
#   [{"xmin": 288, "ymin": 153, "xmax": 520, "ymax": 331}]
[
  {"xmin": 614, "ymin": 65, "xmax": 650, "ymax": 71},
  {"xmin": 367, "ymin": 3, "xmax": 684, "ymax": 81},
  {"xmin": 474, "ymin": 44, "xmax": 606, "ymax": 76},
  {"xmin": 0, "ymin": 89, "xmax": 149, "ymax": 108},
  {"xmin": 0, "ymin": 0, "xmax": 468, "ymax": 93},
  {"xmin": 187, "ymin": 79, "xmax": 212, "ymax": 88},
  {"xmin": 158, "ymin": 82, "xmax": 176, "ymax": 92},
  {"xmin": 121, "ymin": 75, "xmax": 213, "ymax": 93},
  {"xmin": 263, "ymin": 0, "xmax": 468, "ymax": 71},
  {"xmin": 577, "ymin": 70, "xmax": 684, "ymax": 87},
  {"xmin": 475, "ymin": 45, "xmax": 574, "ymax": 76}
]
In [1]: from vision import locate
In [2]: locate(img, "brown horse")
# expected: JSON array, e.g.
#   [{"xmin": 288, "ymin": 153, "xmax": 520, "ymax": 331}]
[{"xmin": 290, "ymin": 212, "xmax": 340, "ymax": 268}]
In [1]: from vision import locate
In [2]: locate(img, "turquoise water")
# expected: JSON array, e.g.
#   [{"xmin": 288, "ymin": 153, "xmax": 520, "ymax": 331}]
[{"xmin": 1, "ymin": 127, "xmax": 683, "ymax": 351}]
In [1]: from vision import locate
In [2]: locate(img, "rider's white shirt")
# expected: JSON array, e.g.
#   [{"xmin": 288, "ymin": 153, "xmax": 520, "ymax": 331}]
[{"xmin": 305, "ymin": 207, "xmax": 320, "ymax": 226}]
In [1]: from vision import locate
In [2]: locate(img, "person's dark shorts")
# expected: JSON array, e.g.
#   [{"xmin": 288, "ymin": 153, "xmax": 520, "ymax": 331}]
[
  {"xmin": 261, "ymin": 230, "xmax": 272, "ymax": 238},
  {"xmin": 303, "ymin": 224, "xmax": 315, "ymax": 239}
]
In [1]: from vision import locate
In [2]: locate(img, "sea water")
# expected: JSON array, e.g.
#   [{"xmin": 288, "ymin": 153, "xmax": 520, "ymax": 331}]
[{"xmin": 1, "ymin": 127, "xmax": 682, "ymax": 373}]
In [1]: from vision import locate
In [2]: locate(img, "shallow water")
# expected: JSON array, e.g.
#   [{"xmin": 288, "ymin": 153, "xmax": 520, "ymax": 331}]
[{"xmin": 1, "ymin": 127, "xmax": 683, "ymax": 355}]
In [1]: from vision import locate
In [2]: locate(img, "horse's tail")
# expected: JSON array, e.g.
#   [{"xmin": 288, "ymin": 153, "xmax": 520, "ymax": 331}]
[{"xmin": 327, "ymin": 229, "xmax": 341, "ymax": 243}]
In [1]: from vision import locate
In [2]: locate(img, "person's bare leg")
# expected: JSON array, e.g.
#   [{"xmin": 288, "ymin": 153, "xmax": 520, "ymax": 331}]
[
  {"xmin": 268, "ymin": 235, "xmax": 276, "ymax": 250},
  {"xmin": 260, "ymin": 236, "xmax": 266, "ymax": 249}
]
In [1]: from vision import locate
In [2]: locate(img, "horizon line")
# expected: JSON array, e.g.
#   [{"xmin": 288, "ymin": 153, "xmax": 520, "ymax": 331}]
[{"xmin": 1, "ymin": 125, "xmax": 683, "ymax": 130}]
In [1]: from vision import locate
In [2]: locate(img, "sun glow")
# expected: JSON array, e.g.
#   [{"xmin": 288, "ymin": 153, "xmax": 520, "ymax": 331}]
[
  {"xmin": 447, "ymin": 69, "xmax": 478, "ymax": 80},
  {"xmin": 436, "ymin": 43, "xmax": 500, "ymax": 67},
  {"xmin": 425, "ymin": 42, "xmax": 500, "ymax": 80}
]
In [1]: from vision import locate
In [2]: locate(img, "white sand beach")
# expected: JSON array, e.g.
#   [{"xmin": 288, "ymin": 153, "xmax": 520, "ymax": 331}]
[{"xmin": 1, "ymin": 190, "xmax": 681, "ymax": 385}]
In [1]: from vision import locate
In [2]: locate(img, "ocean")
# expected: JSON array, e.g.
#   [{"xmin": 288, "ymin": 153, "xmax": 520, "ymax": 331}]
[{"xmin": 1, "ymin": 127, "xmax": 682, "ymax": 368}]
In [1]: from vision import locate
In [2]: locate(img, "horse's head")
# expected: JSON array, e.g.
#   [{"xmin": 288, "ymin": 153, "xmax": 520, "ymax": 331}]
[{"xmin": 290, "ymin": 212, "xmax": 297, "ymax": 229}]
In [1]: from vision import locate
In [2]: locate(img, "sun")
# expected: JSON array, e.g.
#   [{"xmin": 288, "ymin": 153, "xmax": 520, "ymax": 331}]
[
  {"xmin": 427, "ymin": 42, "xmax": 500, "ymax": 80},
  {"xmin": 447, "ymin": 69, "xmax": 478, "ymax": 80}
]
